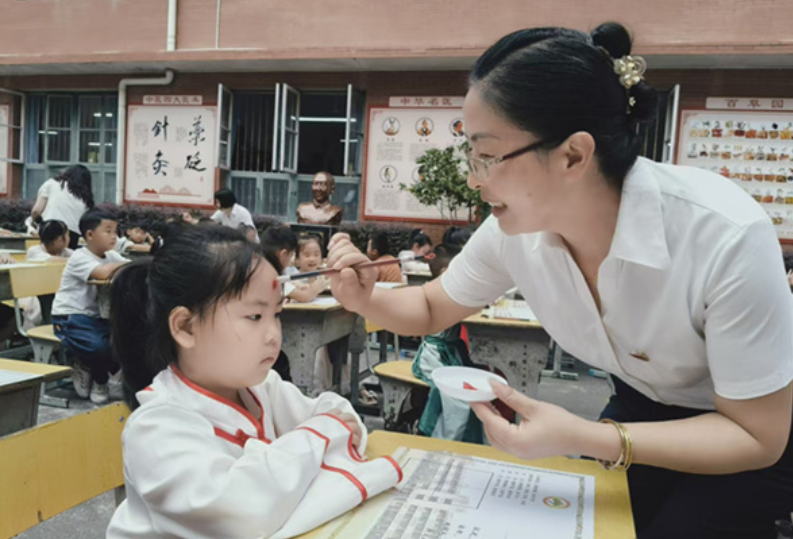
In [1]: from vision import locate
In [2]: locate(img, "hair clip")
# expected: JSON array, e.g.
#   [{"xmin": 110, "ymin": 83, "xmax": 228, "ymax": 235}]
[{"xmin": 613, "ymin": 55, "xmax": 647, "ymax": 91}]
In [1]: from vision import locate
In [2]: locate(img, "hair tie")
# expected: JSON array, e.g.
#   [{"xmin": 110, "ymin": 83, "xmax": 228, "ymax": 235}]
[{"xmin": 612, "ymin": 55, "xmax": 647, "ymax": 110}]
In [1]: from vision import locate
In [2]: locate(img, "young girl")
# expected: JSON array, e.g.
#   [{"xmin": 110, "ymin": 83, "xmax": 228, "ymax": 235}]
[
  {"xmin": 26, "ymin": 219, "xmax": 73, "ymax": 262},
  {"xmin": 106, "ymin": 226, "xmax": 401, "ymax": 539}
]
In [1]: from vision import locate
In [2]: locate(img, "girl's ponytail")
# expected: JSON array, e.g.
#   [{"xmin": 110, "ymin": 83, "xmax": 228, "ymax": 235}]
[{"xmin": 110, "ymin": 259, "xmax": 154, "ymax": 409}]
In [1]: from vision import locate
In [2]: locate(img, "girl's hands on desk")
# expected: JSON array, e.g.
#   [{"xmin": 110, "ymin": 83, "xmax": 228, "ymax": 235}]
[
  {"xmin": 326, "ymin": 233, "xmax": 377, "ymax": 313},
  {"xmin": 470, "ymin": 380, "xmax": 590, "ymax": 461},
  {"xmin": 324, "ymin": 408, "xmax": 363, "ymax": 449}
]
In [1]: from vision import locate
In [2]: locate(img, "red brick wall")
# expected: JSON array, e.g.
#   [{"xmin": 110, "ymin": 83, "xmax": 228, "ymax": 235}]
[{"xmin": 1, "ymin": 0, "xmax": 792, "ymax": 66}]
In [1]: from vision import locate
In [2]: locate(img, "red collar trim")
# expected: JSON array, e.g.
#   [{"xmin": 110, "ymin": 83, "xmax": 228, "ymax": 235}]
[
  {"xmin": 319, "ymin": 413, "xmax": 365, "ymax": 463},
  {"xmin": 170, "ymin": 364, "xmax": 264, "ymax": 441},
  {"xmin": 297, "ymin": 426, "xmax": 368, "ymax": 502}
]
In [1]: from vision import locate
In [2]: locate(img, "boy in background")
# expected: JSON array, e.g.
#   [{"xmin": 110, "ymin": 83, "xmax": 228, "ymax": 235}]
[
  {"xmin": 411, "ymin": 243, "xmax": 484, "ymax": 443},
  {"xmin": 52, "ymin": 210, "xmax": 128, "ymax": 404},
  {"xmin": 366, "ymin": 232, "xmax": 404, "ymax": 283}
]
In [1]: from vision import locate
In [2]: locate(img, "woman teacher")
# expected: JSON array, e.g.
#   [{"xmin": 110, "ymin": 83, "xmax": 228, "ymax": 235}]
[{"xmin": 328, "ymin": 22, "xmax": 793, "ymax": 539}]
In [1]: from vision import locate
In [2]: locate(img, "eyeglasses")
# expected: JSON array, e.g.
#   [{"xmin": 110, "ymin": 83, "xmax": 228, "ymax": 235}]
[{"xmin": 465, "ymin": 139, "xmax": 548, "ymax": 181}]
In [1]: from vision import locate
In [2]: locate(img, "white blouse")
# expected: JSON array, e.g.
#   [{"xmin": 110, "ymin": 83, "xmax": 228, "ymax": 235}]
[{"xmin": 442, "ymin": 158, "xmax": 793, "ymax": 410}]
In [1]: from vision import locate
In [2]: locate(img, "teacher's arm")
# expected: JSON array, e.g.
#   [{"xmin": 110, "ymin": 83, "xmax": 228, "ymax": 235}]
[
  {"xmin": 474, "ymin": 219, "xmax": 793, "ymax": 474},
  {"xmin": 31, "ymin": 194, "xmax": 48, "ymax": 221},
  {"xmin": 327, "ymin": 233, "xmax": 480, "ymax": 336}
]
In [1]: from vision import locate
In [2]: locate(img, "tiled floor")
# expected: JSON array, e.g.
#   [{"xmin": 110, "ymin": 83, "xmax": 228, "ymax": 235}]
[{"xmin": 14, "ymin": 358, "xmax": 610, "ymax": 539}]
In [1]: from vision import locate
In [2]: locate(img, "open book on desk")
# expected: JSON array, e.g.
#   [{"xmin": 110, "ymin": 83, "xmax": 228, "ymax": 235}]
[
  {"xmin": 311, "ymin": 447, "xmax": 595, "ymax": 539},
  {"xmin": 487, "ymin": 298, "xmax": 537, "ymax": 321}
]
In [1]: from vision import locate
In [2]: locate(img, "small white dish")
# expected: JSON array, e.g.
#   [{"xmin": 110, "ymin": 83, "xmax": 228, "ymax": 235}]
[{"xmin": 431, "ymin": 366, "xmax": 508, "ymax": 402}]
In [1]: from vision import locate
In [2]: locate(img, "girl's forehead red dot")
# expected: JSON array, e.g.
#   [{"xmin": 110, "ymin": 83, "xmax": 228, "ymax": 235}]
[{"xmin": 272, "ymin": 278, "xmax": 278, "ymax": 290}]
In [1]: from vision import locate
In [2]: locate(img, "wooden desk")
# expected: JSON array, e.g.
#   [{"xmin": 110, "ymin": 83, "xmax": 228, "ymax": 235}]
[
  {"xmin": 0, "ymin": 235, "xmax": 38, "ymax": 251},
  {"xmin": 0, "ymin": 249, "xmax": 28, "ymax": 263},
  {"xmin": 463, "ymin": 312, "xmax": 549, "ymax": 398},
  {"xmin": 300, "ymin": 431, "xmax": 634, "ymax": 538},
  {"xmin": 282, "ymin": 301, "xmax": 357, "ymax": 393},
  {"xmin": 0, "ymin": 360, "xmax": 72, "ymax": 437}
]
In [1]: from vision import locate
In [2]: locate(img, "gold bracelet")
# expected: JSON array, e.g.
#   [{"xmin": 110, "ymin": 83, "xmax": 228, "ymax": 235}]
[{"xmin": 598, "ymin": 419, "xmax": 633, "ymax": 471}]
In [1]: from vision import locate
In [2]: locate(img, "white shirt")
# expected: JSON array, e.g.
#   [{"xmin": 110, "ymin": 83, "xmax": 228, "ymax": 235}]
[
  {"xmin": 398, "ymin": 250, "xmax": 431, "ymax": 273},
  {"xmin": 52, "ymin": 248, "xmax": 127, "ymax": 317},
  {"xmin": 211, "ymin": 203, "xmax": 254, "ymax": 229},
  {"xmin": 107, "ymin": 366, "xmax": 401, "ymax": 539},
  {"xmin": 442, "ymin": 158, "xmax": 793, "ymax": 409},
  {"xmin": 26, "ymin": 244, "xmax": 73, "ymax": 262},
  {"xmin": 38, "ymin": 178, "xmax": 89, "ymax": 233}
]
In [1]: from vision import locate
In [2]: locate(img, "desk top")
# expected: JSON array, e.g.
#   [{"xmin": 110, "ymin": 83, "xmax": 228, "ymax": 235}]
[
  {"xmin": 0, "ymin": 369, "xmax": 43, "ymax": 392},
  {"xmin": 464, "ymin": 311, "xmax": 543, "ymax": 329},
  {"xmin": 301, "ymin": 431, "xmax": 634, "ymax": 538},
  {"xmin": 0, "ymin": 359, "xmax": 72, "ymax": 383}
]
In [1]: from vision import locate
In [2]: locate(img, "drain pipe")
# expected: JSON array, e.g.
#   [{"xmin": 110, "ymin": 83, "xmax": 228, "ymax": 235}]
[
  {"xmin": 115, "ymin": 69, "xmax": 175, "ymax": 204},
  {"xmin": 167, "ymin": 0, "xmax": 178, "ymax": 51}
]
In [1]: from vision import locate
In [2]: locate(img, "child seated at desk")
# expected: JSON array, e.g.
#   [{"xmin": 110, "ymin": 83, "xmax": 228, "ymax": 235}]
[
  {"xmin": 411, "ymin": 243, "xmax": 484, "ymax": 443},
  {"xmin": 52, "ymin": 210, "xmax": 128, "ymax": 404},
  {"xmin": 26, "ymin": 219, "xmax": 72, "ymax": 262},
  {"xmin": 115, "ymin": 222, "xmax": 154, "ymax": 255},
  {"xmin": 366, "ymin": 232, "xmax": 405, "ymax": 283},
  {"xmin": 106, "ymin": 226, "xmax": 400, "ymax": 539}
]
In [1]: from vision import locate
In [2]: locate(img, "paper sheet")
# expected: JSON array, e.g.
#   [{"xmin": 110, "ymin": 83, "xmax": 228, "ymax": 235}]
[{"xmin": 319, "ymin": 448, "xmax": 595, "ymax": 539}]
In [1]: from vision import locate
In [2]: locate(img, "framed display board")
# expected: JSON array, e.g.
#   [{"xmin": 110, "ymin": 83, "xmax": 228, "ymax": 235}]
[
  {"xmin": 677, "ymin": 109, "xmax": 793, "ymax": 239},
  {"xmin": 124, "ymin": 105, "xmax": 217, "ymax": 207},
  {"xmin": 362, "ymin": 106, "xmax": 466, "ymax": 222}
]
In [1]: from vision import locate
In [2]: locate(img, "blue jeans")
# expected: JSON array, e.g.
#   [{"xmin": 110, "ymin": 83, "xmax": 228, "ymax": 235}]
[{"xmin": 53, "ymin": 314, "xmax": 117, "ymax": 385}]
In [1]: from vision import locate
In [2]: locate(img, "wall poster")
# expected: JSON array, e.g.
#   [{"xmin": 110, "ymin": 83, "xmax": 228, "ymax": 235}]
[
  {"xmin": 363, "ymin": 106, "xmax": 466, "ymax": 222},
  {"xmin": 678, "ymin": 109, "xmax": 793, "ymax": 239},
  {"xmin": 124, "ymin": 105, "xmax": 217, "ymax": 207}
]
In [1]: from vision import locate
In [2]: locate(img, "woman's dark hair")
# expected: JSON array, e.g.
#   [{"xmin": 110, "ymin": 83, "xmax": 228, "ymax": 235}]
[
  {"xmin": 369, "ymin": 232, "xmax": 390, "ymax": 257},
  {"xmin": 54, "ymin": 164, "xmax": 95, "ymax": 209},
  {"xmin": 409, "ymin": 232, "xmax": 432, "ymax": 249},
  {"xmin": 470, "ymin": 21, "xmax": 657, "ymax": 190},
  {"xmin": 39, "ymin": 220, "xmax": 69, "ymax": 244},
  {"xmin": 442, "ymin": 226, "xmax": 473, "ymax": 247},
  {"xmin": 110, "ymin": 226, "xmax": 282, "ymax": 409},
  {"xmin": 261, "ymin": 225, "xmax": 298, "ymax": 255},
  {"xmin": 214, "ymin": 188, "xmax": 237, "ymax": 209}
]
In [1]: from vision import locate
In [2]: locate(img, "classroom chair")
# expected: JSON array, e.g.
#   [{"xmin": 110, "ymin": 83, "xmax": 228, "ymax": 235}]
[
  {"xmin": 0, "ymin": 402, "xmax": 130, "ymax": 539},
  {"xmin": 372, "ymin": 359, "xmax": 429, "ymax": 431},
  {"xmin": 6, "ymin": 263, "xmax": 69, "ymax": 407}
]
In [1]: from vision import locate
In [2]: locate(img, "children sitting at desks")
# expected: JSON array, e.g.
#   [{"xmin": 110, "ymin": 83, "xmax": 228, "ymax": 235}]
[
  {"xmin": 106, "ymin": 226, "xmax": 400, "ymax": 539},
  {"xmin": 26, "ymin": 219, "xmax": 73, "ymax": 262},
  {"xmin": 411, "ymin": 243, "xmax": 484, "ymax": 443},
  {"xmin": 366, "ymin": 232, "xmax": 404, "ymax": 283},
  {"xmin": 52, "ymin": 210, "xmax": 129, "ymax": 404},
  {"xmin": 115, "ymin": 221, "xmax": 154, "ymax": 255},
  {"xmin": 398, "ymin": 229, "xmax": 432, "ymax": 273}
]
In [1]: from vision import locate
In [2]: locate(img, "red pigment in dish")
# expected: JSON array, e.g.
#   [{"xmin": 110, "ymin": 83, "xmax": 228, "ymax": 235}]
[{"xmin": 462, "ymin": 382, "xmax": 477, "ymax": 390}]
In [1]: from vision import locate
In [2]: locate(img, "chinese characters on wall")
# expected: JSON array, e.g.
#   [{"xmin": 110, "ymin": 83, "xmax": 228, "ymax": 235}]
[{"xmin": 125, "ymin": 105, "xmax": 216, "ymax": 206}]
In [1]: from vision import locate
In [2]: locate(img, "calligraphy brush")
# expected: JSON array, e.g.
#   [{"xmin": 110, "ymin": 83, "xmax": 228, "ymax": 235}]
[{"xmin": 276, "ymin": 253, "xmax": 435, "ymax": 284}]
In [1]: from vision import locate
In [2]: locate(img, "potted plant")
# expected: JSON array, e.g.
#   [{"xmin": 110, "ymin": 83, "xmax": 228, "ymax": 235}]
[{"xmin": 400, "ymin": 141, "xmax": 483, "ymax": 224}]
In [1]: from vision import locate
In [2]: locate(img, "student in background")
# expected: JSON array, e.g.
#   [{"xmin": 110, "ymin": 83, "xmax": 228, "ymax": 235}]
[
  {"xmin": 411, "ymin": 243, "xmax": 483, "ymax": 443},
  {"xmin": 366, "ymin": 232, "xmax": 404, "ymax": 283},
  {"xmin": 116, "ymin": 222, "xmax": 154, "ymax": 255},
  {"xmin": 237, "ymin": 223, "xmax": 258, "ymax": 243},
  {"xmin": 26, "ymin": 220, "xmax": 73, "ymax": 262},
  {"xmin": 30, "ymin": 164, "xmax": 94, "ymax": 249},
  {"xmin": 211, "ymin": 189, "xmax": 258, "ymax": 244},
  {"xmin": 106, "ymin": 226, "xmax": 399, "ymax": 539},
  {"xmin": 52, "ymin": 210, "xmax": 128, "ymax": 404},
  {"xmin": 292, "ymin": 235, "xmax": 335, "ymax": 395},
  {"xmin": 398, "ymin": 230, "xmax": 433, "ymax": 273},
  {"xmin": 442, "ymin": 226, "xmax": 472, "ymax": 248}
]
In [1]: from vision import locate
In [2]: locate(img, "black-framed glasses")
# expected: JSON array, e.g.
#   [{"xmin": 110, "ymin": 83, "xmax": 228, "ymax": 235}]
[{"xmin": 465, "ymin": 139, "xmax": 548, "ymax": 181}]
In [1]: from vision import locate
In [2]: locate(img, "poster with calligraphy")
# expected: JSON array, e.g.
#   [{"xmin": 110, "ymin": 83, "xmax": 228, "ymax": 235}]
[
  {"xmin": 363, "ymin": 106, "xmax": 466, "ymax": 222},
  {"xmin": 0, "ymin": 106, "xmax": 8, "ymax": 195},
  {"xmin": 124, "ymin": 105, "xmax": 217, "ymax": 207},
  {"xmin": 678, "ymin": 109, "xmax": 793, "ymax": 239}
]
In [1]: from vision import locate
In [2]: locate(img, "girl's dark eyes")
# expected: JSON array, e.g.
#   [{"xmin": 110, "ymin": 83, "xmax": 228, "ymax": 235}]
[{"xmin": 247, "ymin": 314, "xmax": 262, "ymax": 321}]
